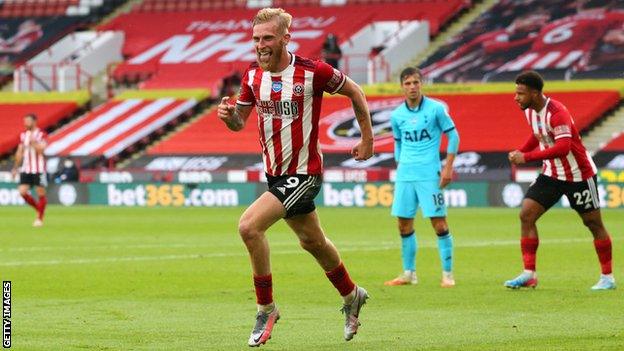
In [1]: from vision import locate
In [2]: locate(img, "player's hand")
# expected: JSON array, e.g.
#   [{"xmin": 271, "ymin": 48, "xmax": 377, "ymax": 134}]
[
  {"xmin": 508, "ymin": 150, "xmax": 526, "ymax": 165},
  {"xmin": 11, "ymin": 167, "xmax": 17, "ymax": 179},
  {"xmin": 217, "ymin": 97, "xmax": 235, "ymax": 122},
  {"xmin": 351, "ymin": 138, "xmax": 374, "ymax": 161},
  {"xmin": 439, "ymin": 166, "xmax": 453, "ymax": 189}
]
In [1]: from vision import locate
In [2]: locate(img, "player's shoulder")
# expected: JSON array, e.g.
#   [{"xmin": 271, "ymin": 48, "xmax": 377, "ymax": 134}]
[
  {"xmin": 391, "ymin": 101, "xmax": 407, "ymax": 117},
  {"xmin": 293, "ymin": 55, "xmax": 320, "ymax": 72},
  {"xmin": 423, "ymin": 96, "xmax": 447, "ymax": 113},
  {"xmin": 547, "ymin": 98, "xmax": 570, "ymax": 116},
  {"xmin": 244, "ymin": 61, "xmax": 260, "ymax": 72}
]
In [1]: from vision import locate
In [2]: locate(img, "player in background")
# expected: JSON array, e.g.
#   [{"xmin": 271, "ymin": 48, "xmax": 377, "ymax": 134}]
[
  {"xmin": 506, "ymin": 71, "xmax": 615, "ymax": 290},
  {"xmin": 11, "ymin": 113, "xmax": 48, "ymax": 227},
  {"xmin": 217, "ymin": 8, "xmax": 374, "ymax": 347},
  {"xmin": 385, "ymin": 67, "xmax": 460, "ymax": 288}
]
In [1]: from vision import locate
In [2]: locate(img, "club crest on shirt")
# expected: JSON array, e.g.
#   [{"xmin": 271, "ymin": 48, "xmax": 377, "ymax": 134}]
[
  {"xmin": 272, "ymin": 82, "xmax": 282, "ymax": 93},
  {"xmin": 293, "ymin": 83, "xmax": 305, "ymax": 96}
]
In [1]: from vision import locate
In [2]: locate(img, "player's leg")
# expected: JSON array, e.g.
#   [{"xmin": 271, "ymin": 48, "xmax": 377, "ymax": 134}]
[
  {"xmin": 17, "ymin": 175, "xmax": 37, "ymax": 210},
  {"xmin": 238, "ymin": 192, "xmax": 284, "ymax": 347},
  {"xmin": 505, "ymin": 175, "xmax": 560, "ymax": 289},
  {"xmin": 565, "ymin": 176, "xmax": 615, "ymax": 290},
  {"xmin": 418, "ymin": 180, "xmax": 454, "ymax": 287},
  {"xmin": 429, "ymin": 217, "xmax": 454, "ymax": 287},
  {"xmin": 386, "ymin": 181, "xmax": 418, "ymax": 286},
  {"xmin": 284, "ymin": 210, "xmax": 368, "ymax": 341},
  {"xmin": 35, "ymin": 176, "xmax": 47, "ymax": 224}
]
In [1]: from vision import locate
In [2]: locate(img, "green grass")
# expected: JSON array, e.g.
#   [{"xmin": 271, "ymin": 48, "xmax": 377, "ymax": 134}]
[{"xmin": 1, "ymin": 206, "xmax": 623, "ymax": 350}]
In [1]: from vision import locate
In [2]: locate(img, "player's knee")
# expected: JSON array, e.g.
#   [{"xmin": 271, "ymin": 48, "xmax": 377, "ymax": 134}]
[
  {"xmin": 299, "ymin": 236, "xmax": 326, "ymax": 253},
  {"xmin": 519, "ymin": 209, "xmax": 537, "ymax": 225},
  {"xmin": 18, "ymin": 188, "xmax": 28, "ymax": 196},
  {"xmin": 432, "ymin": 222, "xmax": 448, "ymax": 234},
  {"xmin": 582, "ymin": 217, "xmax": 602, "ymax": 232},
  {"xmin": 397, "ymin": 223, "xmax": 412, "ymax": 234},
  {"xmin": 238, "ymin": 219, "xmax": 262, "ymax": 242}
]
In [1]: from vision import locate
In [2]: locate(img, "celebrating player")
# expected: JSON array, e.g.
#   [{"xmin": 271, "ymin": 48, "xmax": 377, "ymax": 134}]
[
  {"xmin": 217, "ymin": 8, "xmax": 374, "ymax": 347},
  {"xmin": 385, "ymin": 67, "xmax": 460, "ymax": 288},
  {"xmin": 11, "ymin": 113, "xmax": 48, "ymax": 227},
  {"xmin": 506, "ymin": 70, "xmax": 615, "ymax": 290}
]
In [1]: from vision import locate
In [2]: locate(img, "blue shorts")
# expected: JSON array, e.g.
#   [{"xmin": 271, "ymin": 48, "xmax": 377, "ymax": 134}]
[{"xmin": 391, "ymin": 180, "xmax": 447, "ymax": 218}]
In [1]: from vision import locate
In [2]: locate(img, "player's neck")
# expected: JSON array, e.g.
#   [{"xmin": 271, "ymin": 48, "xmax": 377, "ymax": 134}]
[
  {"xmin": 532, "ymin": 95, "xmax": 547, "ymax": 112},
  {"xmin": 406, "ymin": 94, "xmax": 422, "ymax": 109},
  {"xmin": 273, "ymin": 51, "xmax": 292, "ymax": 73}
]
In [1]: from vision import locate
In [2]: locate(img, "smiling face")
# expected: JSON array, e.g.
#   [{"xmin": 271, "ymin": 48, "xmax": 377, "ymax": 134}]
[
  {"xmin": 401, "ymin": 74, "xmax": 422, "ymax": 102},
  {"xmin": 252, "ymin": 19, "xmax": 290, "ymax": 72}
]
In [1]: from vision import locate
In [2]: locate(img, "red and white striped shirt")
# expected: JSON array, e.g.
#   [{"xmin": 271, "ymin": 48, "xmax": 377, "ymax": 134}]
[
  {"xmin": 524, "ymin": 98, "xmax": 596, "ymax": 182},
  {"xmin": 19, "ymin": 128, "xmax": 47, "ymax": 174},
  {"xmin": 236, "ymin": 53, "xmax": 346, "ymax": 176}
]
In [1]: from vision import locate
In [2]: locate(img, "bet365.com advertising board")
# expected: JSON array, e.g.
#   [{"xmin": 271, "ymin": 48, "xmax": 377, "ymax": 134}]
[{"xmin": 1, "ymin": 181, "xmax": 624, "ymax": 208}]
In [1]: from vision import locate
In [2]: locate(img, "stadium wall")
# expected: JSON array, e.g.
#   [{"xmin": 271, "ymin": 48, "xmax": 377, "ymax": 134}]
[
  {"xmin": 2, "ymin": 179, "xmax": 624, "ymax": 209},
  {"xmin": 361, "ymin": 79, "xmax": 624, "ymax": 96}
]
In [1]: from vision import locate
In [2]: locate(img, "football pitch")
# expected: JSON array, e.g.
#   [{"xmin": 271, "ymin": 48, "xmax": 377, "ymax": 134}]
[{"xmin": 1, "ymin": 206, "xmax": 623, "ymax": 350}]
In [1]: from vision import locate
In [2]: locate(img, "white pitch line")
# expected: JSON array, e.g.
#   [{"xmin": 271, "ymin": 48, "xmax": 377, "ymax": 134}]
[
  {"xmin": 0, "ymin": 238, "xmax": 590, "ymax": 267},
  {"xmin": 0, "ymin": 240, "xmax": 398, "ymax": 253}
]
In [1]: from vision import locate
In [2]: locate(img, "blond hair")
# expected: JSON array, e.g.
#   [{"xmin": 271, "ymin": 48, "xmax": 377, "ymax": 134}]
[{"xmin": 252, "ymin": 8, "xmax": 292, "ymax": 35}]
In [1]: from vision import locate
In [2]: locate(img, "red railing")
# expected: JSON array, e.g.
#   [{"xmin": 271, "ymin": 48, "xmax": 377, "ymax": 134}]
[{"xmin": 14, "ymin": 62, "xmax": 92, "ymax": 93}]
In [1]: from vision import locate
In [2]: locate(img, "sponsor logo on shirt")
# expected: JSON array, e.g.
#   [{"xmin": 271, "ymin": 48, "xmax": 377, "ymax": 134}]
[
  {"xmin": 257, "ymin": 100, "xmax": 300, "ymax": 120},
  {"xmin": 272, "ymin": 81, "xmax": 283, "ymax": 93}
]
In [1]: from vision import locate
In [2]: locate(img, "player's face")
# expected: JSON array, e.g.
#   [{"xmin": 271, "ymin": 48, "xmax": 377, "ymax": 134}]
[
  {"xmin": 23, "ymin": 116, "xmax": 35, "ymax": 129},
  {"xmin": 514, "ymin": 84, "xmax": 535, "ymax": 110},
  {"xmin": 401, "ymin": 74, "xmax": 422, "ymax": 100},
  {"xmin": 253, "ymin": 19, "xmax": 290, "ymax": 72}
]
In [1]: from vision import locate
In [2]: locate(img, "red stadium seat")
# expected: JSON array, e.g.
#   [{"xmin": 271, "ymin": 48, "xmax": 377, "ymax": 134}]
[
  {"xmin": 603, "ymin": 134, "xmax": 624, "ymax": 151},
  {"xmin": 149, "ymin": 91, "xmax": 621, "ymax": 155},
  {"xmin": 45, "ymin": 98, "xmax": 198, "ymax": 158},
  {"xmin": 0, "ymin": 103, "xmax": 79, "ymax": 156}
]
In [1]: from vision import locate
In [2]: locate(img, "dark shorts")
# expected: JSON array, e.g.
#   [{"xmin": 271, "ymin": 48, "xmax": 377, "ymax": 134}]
[
  {"xmin": 267, "ymin": 174, "xmax": 322, "ymax": 218},
  {"xmin": 19, "ymin": 173, "xmax": 47, "ymax": 187},
  {"xmin": 524, "ymin": 174, "xmax": 600, "ymax": 213}
]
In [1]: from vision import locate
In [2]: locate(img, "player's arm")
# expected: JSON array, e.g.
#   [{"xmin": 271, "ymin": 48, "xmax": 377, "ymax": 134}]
[
  {"xmin": 441, "ymin": 128, "xmax": 459, "ymax": 188},
  {"xmin": 438, "ymin": 105, "xmax": 459, "ymax": 188},
  {"xmin": 514, "ymin": 137, "xmax": 572, "ymax": 164},
  {"xmin": 336, "ymin": 77, "xmax": 374, "ymax": 160},
  {"xmin": 32, "ymin": 138, "xmax": 47, "ymax": 154},
  {"xmin": 12, "ymin": 144, "xmax": 23, "ymax": 177},
  {"xmin": 391, "ymin": 113, "xmax": 401, "ymax": 163},
  {"xmin": 519, "ymin": 134, "xmax": 539, "ymax": 152},
  {"xmin": 510, "ymin": 113, "xmax": 572, "ymax": 164},
  {"xmin": 217, "ymin": 97, "xmax": 253, "ymax": 132}
]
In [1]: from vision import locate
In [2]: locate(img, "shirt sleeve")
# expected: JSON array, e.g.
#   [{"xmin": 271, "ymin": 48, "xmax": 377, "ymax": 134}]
[
  {"xmin": 519, "ymin": 134, "xmax": 539, "ymax": 152},
  {"xmin": 236, "ymin": 67, "xmax": 255, "ymax": 107},
  {"xmin": 436, "ymin": 103, "xmax": 456, "ymax": 133},
  {"xmin": 549, "ymin": 108, "xmax": 573, "ymax": 140},
  {"xmin": 313, "ymin": 60, "xmax": 346, "ymax": 95},
  {"xmin": 391, "ymin": 112, "xmax": 401, "ymax": 162}
]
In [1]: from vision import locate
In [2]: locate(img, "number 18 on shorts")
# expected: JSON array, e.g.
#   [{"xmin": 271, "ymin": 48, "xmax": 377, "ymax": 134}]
[{"xmin": 391, "ymin": 180, "xmax": 447, "ymax": 218}]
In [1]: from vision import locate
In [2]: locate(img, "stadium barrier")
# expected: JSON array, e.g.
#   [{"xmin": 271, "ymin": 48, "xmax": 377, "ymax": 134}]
[
  {"xmin": 2, "ymin": 180, "xmax": 624, "ymax": 209},
  {"xmin": 360, "ymin": 79, "xmax": 624, "ymax": 97},
  {"xmin": 0, "ymin": 91, "xmax": 90, "ymax": 104}
]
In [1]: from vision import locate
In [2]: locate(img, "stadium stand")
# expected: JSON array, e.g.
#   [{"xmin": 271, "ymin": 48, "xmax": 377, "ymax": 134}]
[
  {"xmin": 0, "ymin": 0, "xmax": 128, "ymax": 86},
  {"xmin": 603, "ymin": 134, "xmax": 624, "ymax": 151},
  {"xmin": 149, "ymin": 91, "xmax": 621, "ymax": 155},
  {"xmin": 0, "ymin": 102, "xmax": 81, "ymax": 156},
  {"xmin": 101, "ymin": 1, "xmax": 466, "ymax": 88},
  {"xmin": 45, "ymin": 98, "xmax": 199, "ymax": 158},
  {"xmin": 420, "ymin": 0, "xmax": 624, "ymax": 82}
]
